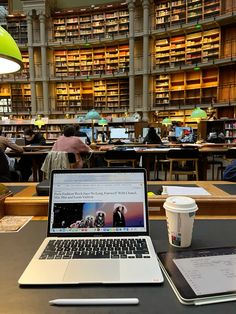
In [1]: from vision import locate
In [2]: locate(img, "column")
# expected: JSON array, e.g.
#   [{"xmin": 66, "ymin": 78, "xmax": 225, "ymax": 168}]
[
  {"xmin": 39, "ymin": 13, "xmax": 49, "ymax": 115},
  {"xmin": 26, "ymin": 13, "xmax": 37, "ymax": 115},
  {"xmin": 128, "ymin": 0, "xmax": 135, "ymax": 114},
  {"xmin": 142, "ymin": 0, "xmax": 150, "ymax": 121}
]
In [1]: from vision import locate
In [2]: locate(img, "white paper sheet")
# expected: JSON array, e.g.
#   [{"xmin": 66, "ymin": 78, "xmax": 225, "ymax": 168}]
[{"xmin": 163, "ymin": 186, "xmax": 211, "ymax": 196}]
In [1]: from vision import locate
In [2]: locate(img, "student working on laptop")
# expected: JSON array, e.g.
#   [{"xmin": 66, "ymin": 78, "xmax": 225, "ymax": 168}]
[
  {"xmin": 52, "ymin": 125, "xmax": 92, "ymax": 168},
  {"xmin": 19, "ymin": 168, "xmax": 163, "ymax": 285},
  {"xmin": 17, "ymin": 128, "xmax": 46, "ymax": 181}
]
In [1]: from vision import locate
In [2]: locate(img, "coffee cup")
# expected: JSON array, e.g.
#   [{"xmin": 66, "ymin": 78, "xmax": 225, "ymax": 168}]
[{"xmin": 163, "ymin": 196, "xmax": 198, "ymax": 248}]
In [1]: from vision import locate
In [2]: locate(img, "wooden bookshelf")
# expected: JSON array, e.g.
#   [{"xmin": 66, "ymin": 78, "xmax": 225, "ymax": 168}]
[
  {"xmin": 154, "ymin": 28, "xmax": 220, "ymax": 69},
  {"xmin": 155, "ymin": 0, "xmax": 221, "ymax": 29},
  {"xmin": 52, "ymin": 6, "xmax": 129, "ymax": 42},
  {"xmin": 54, "ymin": 44, "xmax": 129, "ymax": 78},
  {"xmin": 154, "ymin": 68, "xmax": 219, "ymax": 107},
  {"xmin": 155, "ymin": 74, "xmax": 170, "ymax": 105},
  {"xmin": 10, "ymin": 83, "xmax": 31, "ymax": 113},
  {"xmin": 55, "ymin": 78, "xmax": 129, "ymax": 112},
  {"xmin": 0, "ymin": 85, "xmax": 11, "ymax": 114},
  {"xmin": 157, "ymin": 109, "xmax": 201, "ymax": 129},
  {"xmin": 6, "ymin": 15, "xmax": 27, "ymax": 44}
]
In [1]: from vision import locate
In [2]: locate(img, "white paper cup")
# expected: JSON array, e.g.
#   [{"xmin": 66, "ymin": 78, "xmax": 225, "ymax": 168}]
[{"xmin": 163, "ymin": 196, "xmax": 198, "ymax": 248}]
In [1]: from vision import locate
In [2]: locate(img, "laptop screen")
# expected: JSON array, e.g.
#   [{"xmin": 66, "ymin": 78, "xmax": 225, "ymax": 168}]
[{"xmin": 48, "ymin": 169, "xmax": 149, "ymax": 236}]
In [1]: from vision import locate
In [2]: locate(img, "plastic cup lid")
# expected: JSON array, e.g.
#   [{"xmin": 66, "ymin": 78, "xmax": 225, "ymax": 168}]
[{"xmin": 163, "ymin": 196, "xmax": 198, "ymax": 213}]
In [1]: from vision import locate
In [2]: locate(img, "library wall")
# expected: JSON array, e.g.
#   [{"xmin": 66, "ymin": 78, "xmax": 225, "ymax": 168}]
[{"xmin": 1, "ymin": 0, "xmax": 236, "ymax": 123}]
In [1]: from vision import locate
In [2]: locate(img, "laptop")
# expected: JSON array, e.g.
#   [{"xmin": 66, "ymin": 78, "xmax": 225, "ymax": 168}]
[
  {"xmin": 18, "ymin": 168, "xmax": 163, "ymax": 285},
  {"xmin": 10, "ymin": 137, "xmax": 25, "ymax": 146}
]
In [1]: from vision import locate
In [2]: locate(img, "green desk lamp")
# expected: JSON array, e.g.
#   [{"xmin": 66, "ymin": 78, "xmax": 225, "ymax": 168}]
[
  {"xmin": 0, "ymin": 26, "xmax": 23, "ymax": 74},
  {"xmin": 190, "ymin": 107, "xmax": 207, "ymax": 142},
  {"xmin": 85, "ymin": 109, "xmax": 101, "ymax": 147}
]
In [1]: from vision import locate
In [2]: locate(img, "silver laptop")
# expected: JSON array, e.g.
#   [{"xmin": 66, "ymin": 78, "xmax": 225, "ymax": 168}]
[{"xmin": 18, "ymin": 168, "xmax": 163, "ymax": 285}]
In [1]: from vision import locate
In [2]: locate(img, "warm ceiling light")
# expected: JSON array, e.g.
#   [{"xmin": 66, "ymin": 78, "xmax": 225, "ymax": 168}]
[{"xmin": 0, "ymin": 26, "xmax": 23, "ymax": 74}]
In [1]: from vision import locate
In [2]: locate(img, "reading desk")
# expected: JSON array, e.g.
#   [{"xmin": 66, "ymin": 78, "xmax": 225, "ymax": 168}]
[{"xmin": 1, "ymin": 219, "xmax": 236, "ymax": 313}]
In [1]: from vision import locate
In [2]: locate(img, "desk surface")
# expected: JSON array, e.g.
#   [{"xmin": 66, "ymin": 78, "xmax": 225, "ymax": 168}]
[{"xmin": 1, "ymin": 219, "xmax": 236, "ymax": 314}]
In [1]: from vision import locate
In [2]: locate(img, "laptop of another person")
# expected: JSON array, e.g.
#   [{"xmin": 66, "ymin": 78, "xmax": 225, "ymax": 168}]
[
  {"xmin": 18, "ymin": 168, "xmax": 163, "ymax": 285},
  {"xmin": 10, "ymin": 137, "xmax": 25, "ymax": 146}
]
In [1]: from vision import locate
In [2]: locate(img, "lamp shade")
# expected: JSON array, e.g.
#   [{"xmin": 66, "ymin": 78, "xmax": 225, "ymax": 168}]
[
  {"xmin": 190, "ymin": 107, "xmax": 207, "ymax": 119},
  {"xmin": 0, "ymin": 26, "xmax": 23, "ymax": 74},
  {"xmin": 162, "ymin": 117, "xmax": 172, "ymax": 125},
  {"xmin": 85, "ymin": 109, "xmax": 101, "ymax": 121},
  {"xmin": 98, "ymin": 118, "xmax": 108, "ymax": 126}
]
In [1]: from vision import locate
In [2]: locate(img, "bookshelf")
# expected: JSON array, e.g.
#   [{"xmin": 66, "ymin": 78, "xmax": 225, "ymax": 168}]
[
  {"xmin": 0, "ymin": 118, "xmax": 145, "ymax": 141},
  {"xmin": 154, "ymin": 68, "xmax": 219, "ymax": 107},
  {"xmin": 10, "ymin": 83, "xmax": 31, "ymax": 113},
  {"xmin": 54, "ymin": 44, "xmax": 129, "ymax": 78},
  {"xmin": 0, "ymin": 0, "xmax": 235, "ymax": 122},
  {"xmin": 55, "ymin": 78, "xmax": 129, "ymax": 112},
  {"xmin": 0, "ymin": 84, "xmax": 11, "ymax": 114},
  {"xmin": 224, "ymin": 120, "xmax": 236, "ymax": 143},
  {"xmin": 6, "ymin": 15, "xmax": 27, "ymax": 44},
  {"xmin": 155, "ymin": 0, "xmax": 221, "ymax": 29},
  {"xmin": 52, "ymin": 7, "xmax": 129, "ymax": 42},
  {"xmin": 157, "ymin": 109, "xmax": 201, "ymax": 129},
  {"xmin": 154, "ymin": 28, "xmax": 220, "ymax": 69}
]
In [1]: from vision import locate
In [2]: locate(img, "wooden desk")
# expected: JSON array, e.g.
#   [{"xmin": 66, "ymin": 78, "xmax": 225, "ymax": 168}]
[
  {"xmin": 2, "ymin": 181, "xmax": 236, "ymax": 218},
  {"xmin": 6, "ymin": 144, "xmax": 236, "ymax": 182},
  {"xmin": 7, "ymin": 149, "xmax": 51, "ymax": 182}
]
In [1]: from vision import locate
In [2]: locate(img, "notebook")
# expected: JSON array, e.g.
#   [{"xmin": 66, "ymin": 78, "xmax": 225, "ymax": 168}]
[{"xmin": 19, "ymin": 168, "xmax": 163, "ymax": 285}]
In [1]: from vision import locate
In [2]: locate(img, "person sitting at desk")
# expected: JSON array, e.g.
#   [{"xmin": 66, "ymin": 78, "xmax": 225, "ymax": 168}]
[
  {"xmin": 52, "ymin": 125, "xmax": 92, "ymax": 168},
  {"xmin": 143, "ymin": 127, "xmax": 162, "ymax": 144},
  {"xmin": 17, "ymin": 128, "xmax": 46, "ymax": 181},
  {"xmin": 24, "ymin": 127, "xmax": 46, "ymax": 146},
  {"xmin": 223, "ymin": 160, "xmax": 236, "ymax": 182}
]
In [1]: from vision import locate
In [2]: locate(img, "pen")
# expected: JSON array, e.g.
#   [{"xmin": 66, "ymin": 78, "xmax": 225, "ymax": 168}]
[{"xmin": 49, "ymin": 298, "xmax": 139, "ymax": 306}]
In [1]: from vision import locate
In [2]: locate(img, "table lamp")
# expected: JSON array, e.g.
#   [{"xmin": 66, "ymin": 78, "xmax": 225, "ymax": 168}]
[
  {"xmin": 162, "ymin": 117, "xmax": 172, "ymax": 126},
  {"xmin": 190, "ymin": 107, "xmax": 207, "ymax": 142},
  {"xmin": 34, "ymin": 115, "xmax": 46, "ymax": 129},
  {"xmin": 98, "ymin": 118, "xmax": 108, "ymax": 142},
  {"xmin": 85, "ymin": 109, "xmax": 101, "ymax": 147},
  {"xmin": 0, "ymin": 26, "xmax": 23, "ymax": 74}
]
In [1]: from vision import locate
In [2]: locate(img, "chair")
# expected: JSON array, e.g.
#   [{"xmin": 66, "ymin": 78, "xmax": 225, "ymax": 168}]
[
  {"xmin": 167, "ymin": 148, "xmax": 199, "ymax": 181},
  {"xmin": 41, "ymin": 151, "xmax": 77, "ymax": 179},
  {"xmin": 217, "ymin": 149, "xmax": 236, "ymax": 180},
  {"xmin": 0, "ymin": 149, "xmax": 11, "ymax": 182},
  {"xmin": 0, "ymin": 150, "xmax": 21, "ymax": 182},
  {"xmin": 104, "ymin": 150, "xmax": 138, "ymax": 168}
]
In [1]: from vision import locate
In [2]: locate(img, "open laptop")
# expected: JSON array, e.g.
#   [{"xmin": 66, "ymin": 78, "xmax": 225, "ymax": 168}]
[
  {"xmin": 10, "ymin": 137, "xmax": 25, "ymax": 146},
  {"xmin": 19, "ymin": 168, "xmax": 163, "ymax": 285}
]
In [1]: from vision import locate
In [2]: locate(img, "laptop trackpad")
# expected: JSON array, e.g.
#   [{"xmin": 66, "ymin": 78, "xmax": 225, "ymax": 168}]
[{"xmin": 63, "ymin": 260, "xmax": 120, "ymax": 283}]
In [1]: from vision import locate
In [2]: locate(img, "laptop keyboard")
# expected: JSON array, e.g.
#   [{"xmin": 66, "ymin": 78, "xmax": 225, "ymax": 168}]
[{"xmin": 39, "ymin": 238, "xmax": 150, "ymax": 260}]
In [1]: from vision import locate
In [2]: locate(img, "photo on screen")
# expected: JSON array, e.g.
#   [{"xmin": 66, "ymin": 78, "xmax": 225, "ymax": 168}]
[{"xmin": 52, "ymin": 202, "xmax": 144, "ymax": 232}]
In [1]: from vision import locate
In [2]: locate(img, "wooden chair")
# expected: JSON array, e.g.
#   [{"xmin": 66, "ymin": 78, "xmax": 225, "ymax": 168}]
[
  {"xmin": 167, "ymin": 148, "xmax": 199, "ymax": 181},
  {"xmin": 104, "ymin": 150, "xmax": 138, "ymax": 168}
]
